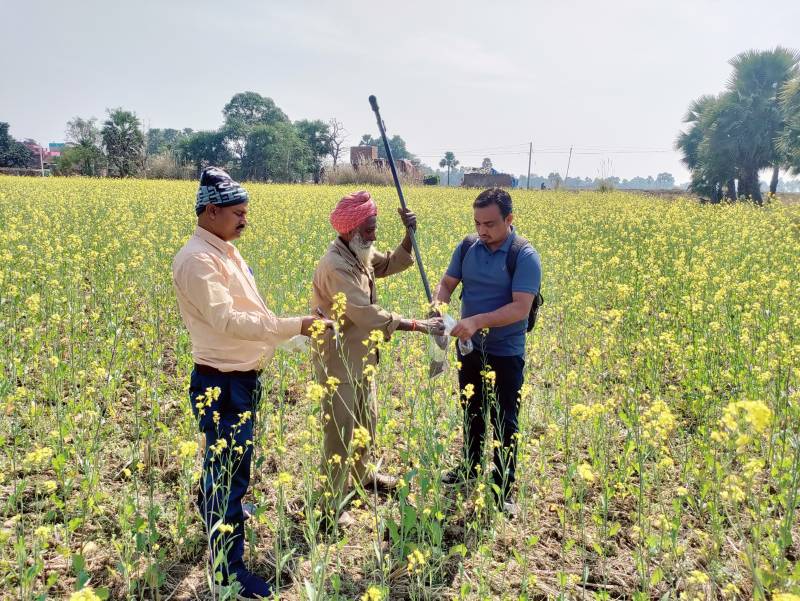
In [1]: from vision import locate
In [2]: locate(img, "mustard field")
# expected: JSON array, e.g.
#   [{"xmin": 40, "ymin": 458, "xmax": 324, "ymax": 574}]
[{"xmin": 1, "ymin": 177, "xmax": 799, "ymax": 600}]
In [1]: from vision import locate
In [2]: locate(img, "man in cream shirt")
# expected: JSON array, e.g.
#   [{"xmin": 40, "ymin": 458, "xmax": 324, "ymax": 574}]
[{"xmin": 173, "ymin": 166, "xmax": 327, "ymax": 598}]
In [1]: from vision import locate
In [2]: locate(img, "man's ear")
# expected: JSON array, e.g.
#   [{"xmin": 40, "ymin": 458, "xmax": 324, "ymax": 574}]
[{"xmin": 506, "ymin": 213, "xmax": 514, "ymax": 226}]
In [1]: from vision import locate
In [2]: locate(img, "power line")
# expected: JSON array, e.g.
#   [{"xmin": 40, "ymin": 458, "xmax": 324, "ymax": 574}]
[{"xmin": 414, "ymin": 148, "xmax": 675, "ymax": 158}]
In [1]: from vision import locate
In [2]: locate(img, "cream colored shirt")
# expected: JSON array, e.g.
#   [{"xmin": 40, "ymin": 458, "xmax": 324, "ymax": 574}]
[{"xmin": 172, "ymin": 226, "xmax": 302, "ymax": 372}]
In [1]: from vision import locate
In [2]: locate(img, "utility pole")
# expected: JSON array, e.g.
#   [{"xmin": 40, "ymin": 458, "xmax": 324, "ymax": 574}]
[
  {"xmin": 564, "ymin": 145, "xmax": 573, "ymax": 189},
  {"xmin": 39, "ymin": 145, "xmax": 45, "ymax": 177},
  {"xmin": 526, "ymin": 141, "xmax": 532, "ymax": 190}
]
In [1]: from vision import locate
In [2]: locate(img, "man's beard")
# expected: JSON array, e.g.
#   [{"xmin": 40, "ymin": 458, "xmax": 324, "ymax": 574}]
[{"xmin": 349, "ymin": 232, "xmax": 375, "ymax": 268}]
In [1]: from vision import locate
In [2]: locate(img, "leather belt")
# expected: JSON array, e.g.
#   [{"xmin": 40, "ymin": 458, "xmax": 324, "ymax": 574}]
[{"xmin": 194, "ymin": 363, "xmax": 261, "ymax": 378}]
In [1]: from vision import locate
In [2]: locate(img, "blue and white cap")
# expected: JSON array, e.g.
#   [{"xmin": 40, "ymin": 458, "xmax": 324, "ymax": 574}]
[{"xmin": 195, "ymin": 166, "xmax": 249, "ymax": 215}]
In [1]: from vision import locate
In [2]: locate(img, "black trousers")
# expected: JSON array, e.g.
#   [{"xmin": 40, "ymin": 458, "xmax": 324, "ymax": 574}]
[
  {"xmin": 189, "ymin": 366, "xmax": 262, "ymax": 581},
  {"xmin": 457, "ymin": 349, "xmax": 525, "ymax": 497}
]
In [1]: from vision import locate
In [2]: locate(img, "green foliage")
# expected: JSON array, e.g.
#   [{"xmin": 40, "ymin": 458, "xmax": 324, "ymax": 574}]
[
  {"xmin": 294, "ymin": 119, "xmax": 332, "ymax": 183},
  {"xmin": 676, "ymin": 47, "xmax": 800, "ymax": 202},
  {"xmin": 178, "ymin": 130, "xmax": 231, "ymax": 173},
  {"xmin": 223, "ymin": 92, "xmax": 289, "ymax": 132},
  {"xmin": 780, "ymin": 77, "xmax": 800, "ymax": 173},
  {"xmin": 56, "ymin": 144, "xmax": 106, "ymax": 176},
  {"xmin": 59, "ymin": 117, "xmax": 106, "ymax": 176},
  {"xmin": 439, "ymin": 151, "xmax": 459, "ymax": 185},
  {"xmin": 101, "ymin": 108, "xmax": 144, "ymax": 177},
  {"xmin": 242, "ymin": 121, "xmax": 311, "ymax": 182},
  {"xmin": 423, "ymin": 174, "xmax": 440, "ymax": 185},
  {"xmin": 146, "ymin": 128, "xmax": 193, "ymax": 157},
  {"xmin": 0, "ymin": 122, "xmax": 34, "ymax": 168},
  {"xmin": 359, "ymin": 133, "xmax": 414, "ymax": 161}
]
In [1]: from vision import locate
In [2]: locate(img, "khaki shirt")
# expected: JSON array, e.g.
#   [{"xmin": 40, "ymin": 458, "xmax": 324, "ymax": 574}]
[
  {"xmin": 311, "ymin": 237, "xmax": 413, "ymax": 381},
  {"xmin": 173, "ymin": 226, "xmax": 302, "ymax": 372}
]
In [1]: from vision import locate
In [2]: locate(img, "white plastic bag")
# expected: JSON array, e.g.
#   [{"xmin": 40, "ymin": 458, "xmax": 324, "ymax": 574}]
[{"xmin": 278, "ymin": 335, "xmax": 309, "ymax": 353}]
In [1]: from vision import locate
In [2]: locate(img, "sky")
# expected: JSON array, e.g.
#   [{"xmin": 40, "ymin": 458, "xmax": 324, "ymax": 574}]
[{"xmin": 2, "ymin": 0, "xmax": 799, "ymax": 182}]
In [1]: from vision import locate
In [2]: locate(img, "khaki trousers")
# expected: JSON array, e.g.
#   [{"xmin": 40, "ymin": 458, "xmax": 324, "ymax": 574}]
[{"xmin": 319, "ymin": 375, "xmax": 377, "ymax": 498}]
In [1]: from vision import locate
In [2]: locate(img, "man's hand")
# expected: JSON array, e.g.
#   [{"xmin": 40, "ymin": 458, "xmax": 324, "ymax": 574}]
[
  {"xmin": 398, "ymin": 207, "xmax": 417, "ymax": 231},
  {"xmin": 450, "ymin": 316, "xmax": 482, "ymax": 342},
  {"xmin": 420, "ymin": 317, "xmax": 445, "ymax": 336},
  {"xmin": 300, "ymin": 315, "xmax": 334, "ymax": 337}
]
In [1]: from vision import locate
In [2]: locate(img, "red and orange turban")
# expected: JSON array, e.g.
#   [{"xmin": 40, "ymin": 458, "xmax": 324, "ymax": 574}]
[{"xmin": 330, "ymin": 190, "xmax": 378, "ymax": 234}]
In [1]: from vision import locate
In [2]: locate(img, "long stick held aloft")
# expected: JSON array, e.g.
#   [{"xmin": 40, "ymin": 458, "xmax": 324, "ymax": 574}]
[{"xmin": 368, "ymin": 94, "xmax": 433, "ymax": 302}]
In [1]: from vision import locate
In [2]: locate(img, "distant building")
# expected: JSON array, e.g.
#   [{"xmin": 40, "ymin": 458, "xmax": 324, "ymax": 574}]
[
  {"xmin": 21, "ymin": 140, "xmax": 63, "ymax": 167},
  {"xmin": 349, "ymin": 145, "xmax": 420, "ymax": 181},
  {"xmin": 350, "ymin": 145, "xmax": 378, "ymax": 166},
  {"xmin": 48, "ymin": 142, "xmax": 65, "ymax": 158}
]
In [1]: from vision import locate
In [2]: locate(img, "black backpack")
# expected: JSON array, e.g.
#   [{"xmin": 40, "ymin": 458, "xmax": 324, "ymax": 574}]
[{"xmin": 458, "ymin": 233, "xmax": 544, "ymax": 332}]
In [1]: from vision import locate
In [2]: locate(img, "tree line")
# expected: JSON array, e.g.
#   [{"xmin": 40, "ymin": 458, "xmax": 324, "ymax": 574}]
[
  {"xmin": 1, "ymin": 92, "xmax": 359, "ymax": 182},
  {"xmin": 0, "ymin": 91, "xmax": 429, "ymax": 183},
  {"xmin": 676, "ymin": 47, "xmax": 800, "ymax": 204}
]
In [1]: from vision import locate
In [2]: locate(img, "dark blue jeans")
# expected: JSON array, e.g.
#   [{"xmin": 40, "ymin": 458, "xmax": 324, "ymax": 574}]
[
  {"xmin": 457, "ymin": 350, "xmax": 525, "ymax": 499},
  {"xmin": 189, "ymin": 367, "xmax": 261, "ymax": 580}
]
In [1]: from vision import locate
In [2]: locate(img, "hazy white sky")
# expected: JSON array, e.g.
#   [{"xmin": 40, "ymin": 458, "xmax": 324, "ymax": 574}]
[{"xmin": 2, "ymin": 0, "xmax": 799, "ymax": 181}]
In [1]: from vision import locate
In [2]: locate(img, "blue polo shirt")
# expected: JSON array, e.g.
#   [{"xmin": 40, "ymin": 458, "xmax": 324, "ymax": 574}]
[{"xmin": 446, "ymin": 228, "xmax": 541, "ymax": 357}]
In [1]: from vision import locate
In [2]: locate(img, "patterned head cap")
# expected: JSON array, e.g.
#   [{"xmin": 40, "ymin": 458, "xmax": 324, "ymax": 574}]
[{"xmin": 195, "ymin": 166, "xmax": 249, "ymax": 215}]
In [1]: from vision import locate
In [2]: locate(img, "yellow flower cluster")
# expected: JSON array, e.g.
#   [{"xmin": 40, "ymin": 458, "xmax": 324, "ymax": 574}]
[
  {"xmin": 352, "ymin": 426, "xmax": 371, "ymax": 449},
  {"xmin": 361, "ymin": 585, "xmax": 386, "ymax": 601},
  {"xmin": 641, "ymin": 398, "xmax": 677, "ymax": 448},
  {"xmin": 68, "ymin": 589, "xmax": 103, "ymax": 601},
  {"xmin": 406, "ymin": 546, "xmax": 430, "ymax": 575},
  {"xmin": 177, "ymin": 440, "xmax": 198, "ymax": 458},
  {"xmin": 711, "ymin": 400, "xmax": 772, "ymax": 447}
]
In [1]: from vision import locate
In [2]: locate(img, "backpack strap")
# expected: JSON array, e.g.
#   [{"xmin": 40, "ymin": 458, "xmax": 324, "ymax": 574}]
[
  {"xmin": 458, "ymin": 233, "xmax": 480, "ymax": 271},
  {"xmin": 506, "ymin": 233, "xmax": 529, "ymax": 276}
]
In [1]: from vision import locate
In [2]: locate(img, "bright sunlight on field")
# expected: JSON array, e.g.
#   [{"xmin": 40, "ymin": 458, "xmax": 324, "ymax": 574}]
[{"xmin": 1, "ymin": 177, "xmax": 800, "ymax": 600}]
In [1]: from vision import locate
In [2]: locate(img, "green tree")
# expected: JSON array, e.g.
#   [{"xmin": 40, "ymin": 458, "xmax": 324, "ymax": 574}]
[
  {"xmin": 0, "ymin": 122, "xmax": 34, "ymax": 168},
  {"xmin": 223, "ymin": 92, "xmax": 288, "ymax": 130},
  {"xmin": 60, "ymin": 116, "xmax": 106, "ymax": 176},
  {"xmin": 359, "ymin": 134, "xmax": 414, "ymax": 161},
  {"xmin": 677, "ymin": 47, "xmax": 800, "ymax": 203},
  {"xmin": 101, "ymin": 108, "xmax": 144, "ymax": 177},
  {"xmin": 294, "ymin": 119, "xmax": 332, "ymax": 183},
  {"xmin": 779, "ymin": 76, "xmax": 800, "ymax": 173},
  {"xmin": 438, "ymin": 151, "xmax": 459, "ymax": 185},
  {"xmin": 178, "ymin": 130, "xmax": 231, "ymax": 173},
  {"xmin": 242, "ymin": 122, "xmax": 310, "ymax": 182},
  {"xmin": 727, "ymin": 47, "xmax": 800, "ymax": 199},
  {"xmin": 655, "ymin": 172, "xmax": 675, "ymax": 189},
  {"xmin": 547, "ymin": 172, "xmax": 562, "ymax": 189},
  {"xmin": 222, "ymin": 92, "xmax": 290, "ymax": 171},
  {"xmin": 146, "ymin": 128, "xmax": 192, "ymax": 156},
  {"xmin": 676, "ymin": 94, "xmax": 736, "ymax": 202}
]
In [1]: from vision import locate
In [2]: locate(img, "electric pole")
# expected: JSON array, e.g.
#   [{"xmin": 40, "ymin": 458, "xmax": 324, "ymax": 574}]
[
  {"xmin": 564, "ymin": 145, "xmax": 573, "ymax": 189},
  {"xmin": 527, "ymin": 141, "xmax": 532, "ymax": 190}
]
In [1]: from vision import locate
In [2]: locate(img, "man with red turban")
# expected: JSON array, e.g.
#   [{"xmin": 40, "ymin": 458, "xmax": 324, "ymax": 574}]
[{"xmin": 310, "ymin": 190, "xmax": 443, "ymax": 529}]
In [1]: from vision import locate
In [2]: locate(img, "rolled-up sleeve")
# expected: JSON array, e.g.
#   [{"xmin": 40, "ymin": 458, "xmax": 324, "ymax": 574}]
[
  {"xmin": 176, "ymin": 255, "xmax": 302, "ymax": 344},
  {"xmin": 327, "ymin": 266, "xmax": 402, "ymax": 337},
  {"xmin": 371, "ymin": 244, "xmax": 414, "ymax": 279}
]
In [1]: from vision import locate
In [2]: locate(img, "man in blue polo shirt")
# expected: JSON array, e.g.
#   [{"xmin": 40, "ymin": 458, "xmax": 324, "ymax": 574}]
[{"xmin": 435, "ymin": 187, "xmax": 541, "ymax": 514}]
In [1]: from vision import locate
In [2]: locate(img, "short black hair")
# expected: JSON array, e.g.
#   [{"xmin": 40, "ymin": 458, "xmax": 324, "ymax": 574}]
[{"xmin": 473, "ymin": 187, "xmax": 512, "ymax": 218}]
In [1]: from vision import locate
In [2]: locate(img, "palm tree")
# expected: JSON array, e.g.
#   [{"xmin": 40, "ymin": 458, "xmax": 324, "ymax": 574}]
[
  {"xmin": 676, "ymin": 95, "xmax": 736, "ymax": 201},
  {"xmin": 677, "ymin": 47, "xmax": 800, "ymax": 203},
  {"xmin": 439, "ymin": 151, "xmax": 459, "ymax": 186},
  {"xmin": 779, "ymin": 76, "xmax": 800, "ymax": 174},
  {"xmin": 101, "ymin": 108, "xmax": 144, "ymax": 177},
  {"xmin": 726, "ymin": 47, "xmax": 800, "ymax": 200}
]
